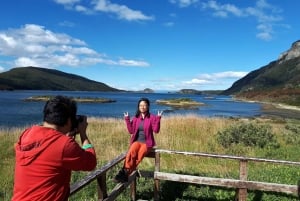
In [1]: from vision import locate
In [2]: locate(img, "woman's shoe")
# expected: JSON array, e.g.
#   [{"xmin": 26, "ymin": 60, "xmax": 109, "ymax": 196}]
[{"xmin": 113, "ymin": 168, "xmax": 128, "ymax": 183}]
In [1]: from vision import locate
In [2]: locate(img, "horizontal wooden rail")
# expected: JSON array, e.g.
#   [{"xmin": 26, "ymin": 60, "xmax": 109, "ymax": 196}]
[
  {"xmin": 70, "ymin": 152, "xmax": 126, "ymax": 195},
  {"xmin": 155, "ymin": 172, "xmax": 298, "ymax": 195},
  {"xmin": 155, "ymin": 149, "xmax": 300, "ymax": 166},
  {"xmin": 69, "ymin": 149, "xmax": 300, "ymax": 201},
  {"xmin": 153, "ymin": 149, "xmax": 300, "ymax": 201},
  {"xmin": 102, "ymin": 171, "xmax": 138, "ymax": 201}
]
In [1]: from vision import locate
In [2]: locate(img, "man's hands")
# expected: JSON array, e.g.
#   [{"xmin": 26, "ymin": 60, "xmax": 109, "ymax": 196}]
[
  {"xmin": 66, "ymin": 116, "xmax": 89, "ymax": 145},
  {"xmin": 76, "ymin": 116, "xmax": 89, "ymax": 144},
  {"xmin": 77, "ymin": 115, "xmax": 88, "ymax": 135}
]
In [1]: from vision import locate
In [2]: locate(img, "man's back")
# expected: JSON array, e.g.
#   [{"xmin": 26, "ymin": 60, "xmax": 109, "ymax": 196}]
[{"xmin": 12, "ymin": 125, "xmax": 96, "ymax": 201}]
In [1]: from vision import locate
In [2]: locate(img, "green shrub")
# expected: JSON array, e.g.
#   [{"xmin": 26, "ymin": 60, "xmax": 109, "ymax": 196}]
[
  {"xmin": 283, "ymin": 123, "xmax": 300, "ymax": 144},
  {"xmin": 217, "ymin": 122, "xmax": 279, "ymax": 149}
]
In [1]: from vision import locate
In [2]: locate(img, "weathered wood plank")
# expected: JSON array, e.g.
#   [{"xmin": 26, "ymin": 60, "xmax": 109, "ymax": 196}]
[
  {"xmin": 103, "ymin": 171, "xmax": 137, "ymax": 201},
  {"xmin": 138, "ymin": 170, "xmax": 154, "ymax": 178},
  {"xmin": 70, "ymin": 149, "xmax": 300, "ymax": 201},
  {"xmin": 154, "ymin": 151, "xmax": 160, "ymax": 201},
  {"xmin": 154, "ymin": 172, "xmax": 298, "ymax": 195},
  {"xmin": 70, "ymin": 152, "xmax": 126, "ymax": 195},
  {"xmin": 238, "ymin": 160, "xmax": 248, "ymax": 201},
  {"xmin": 155, "ymin": 149, "xmax": 300, "ymax": 166},
  {"xmin": 97, "ymin": 174, "xmax": 107, "ymax": 200}
]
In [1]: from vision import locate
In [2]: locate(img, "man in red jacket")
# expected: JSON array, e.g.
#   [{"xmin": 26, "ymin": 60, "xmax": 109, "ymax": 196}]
[{"xmin": 12, "ymin": 95, "xmax": 97, "ymax": 201}]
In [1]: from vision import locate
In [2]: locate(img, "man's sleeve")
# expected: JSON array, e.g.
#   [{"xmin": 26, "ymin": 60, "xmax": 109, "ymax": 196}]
[{"xmin": 62, "ymin": 138, "xmax": 97, "ymax": 171}]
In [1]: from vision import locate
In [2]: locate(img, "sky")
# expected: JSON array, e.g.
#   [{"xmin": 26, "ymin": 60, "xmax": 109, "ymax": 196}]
[{"xmin": 0, "ymin": 0, "xmax": 299, "ymax": 91}]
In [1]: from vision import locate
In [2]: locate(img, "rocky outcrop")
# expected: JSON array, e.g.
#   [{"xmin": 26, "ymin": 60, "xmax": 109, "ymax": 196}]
[{"xmin": 278, "ymin": 40, "xmax": 300, "ymax": 63}]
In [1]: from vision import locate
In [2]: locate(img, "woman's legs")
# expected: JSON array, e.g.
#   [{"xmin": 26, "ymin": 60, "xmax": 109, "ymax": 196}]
[
  {"xmin": 114, "ymin": 142, "xmax": 149, "ymax": 183},
  {"xmin": 124, "ymin": 142, "xmax": 148, "ymax": 174}
]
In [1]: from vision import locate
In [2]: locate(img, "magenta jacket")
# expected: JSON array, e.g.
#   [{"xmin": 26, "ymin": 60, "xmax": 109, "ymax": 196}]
[{"xmin": 125, "ymin": 113, "xmax": 161, "ymax": 148}]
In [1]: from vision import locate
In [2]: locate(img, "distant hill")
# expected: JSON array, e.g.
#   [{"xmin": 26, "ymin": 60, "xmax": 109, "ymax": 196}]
[
  {"xmin": 222, "ymin": 40, "xmax": 300, "ymax": 106},
  {"xmin": 0, "ymin": 66, "xmax": 121, "ymax": 91},
  {"xmin": 177, "ymin": 89, "xmax": 202, "ymax": 95}
]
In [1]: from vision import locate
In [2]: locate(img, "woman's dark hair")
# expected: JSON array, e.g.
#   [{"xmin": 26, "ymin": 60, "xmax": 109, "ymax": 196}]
[
  {"xmin": 135, "ymin": 97, "xmax": 150, "ymax": 118},
  {"xmin": 43, "ymin": 96, "xmax": 77, "ymax": 127}
]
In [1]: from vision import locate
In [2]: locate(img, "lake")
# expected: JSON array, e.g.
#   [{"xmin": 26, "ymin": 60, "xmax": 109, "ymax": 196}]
[{"xmin": 0, "ymin": 90, "xmax": 262, "ymax": 128}]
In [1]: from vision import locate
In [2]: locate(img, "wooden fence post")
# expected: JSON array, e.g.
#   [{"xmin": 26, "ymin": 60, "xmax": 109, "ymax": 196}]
[
  {"xmin": 238, "ymin": 159, "xmax": 248, "ymax": 201},
  {"xmin": 154, "ymin": 151, "xmax": 160, "ymax": 201},
  {"xmin": 130, "ymin": 176, "xmax": 137, "ymax": 201},
  {"xmin": 97, "ymin": 173, "xmax": 107, "ymax": 200}
]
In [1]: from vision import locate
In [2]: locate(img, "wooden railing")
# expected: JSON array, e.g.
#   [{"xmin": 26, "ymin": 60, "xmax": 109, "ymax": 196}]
[{"xmin": 69, "ymin": 149, "xmax": 300, "ymax": 201}]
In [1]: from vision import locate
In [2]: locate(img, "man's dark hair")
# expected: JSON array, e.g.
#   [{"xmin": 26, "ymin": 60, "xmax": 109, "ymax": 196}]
[
  {"xmin": 135, "ymin": 97, "xmax": 150, "ymax": 118},
  {"xmin": 43, "ymin": 96, "xmax": 77, "ymax": 127}
]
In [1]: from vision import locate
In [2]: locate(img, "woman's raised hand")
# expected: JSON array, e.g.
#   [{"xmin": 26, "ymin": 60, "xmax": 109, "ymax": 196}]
[
  {"xmin": 157, "ymin": 110, "xmax": 163, "ymax": 116},
  {"xmin": 124, "ymin": 112, "xmax": 129, "ymax": 117}
]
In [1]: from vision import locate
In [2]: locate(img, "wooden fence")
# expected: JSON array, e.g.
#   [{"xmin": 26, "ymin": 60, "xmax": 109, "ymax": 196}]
[{"xmin": 70, "ymin": 149, "xmax": 300, "ymax": 201}]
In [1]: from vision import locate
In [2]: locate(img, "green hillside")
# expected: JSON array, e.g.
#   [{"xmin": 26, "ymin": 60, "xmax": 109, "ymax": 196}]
[
  {"xmin": 222, "ymin": 41, "xmax": 300, "ymax": 106},
  {"xmin": 0, "ymin": 66, "xmax": 121, "ymax": 91}
]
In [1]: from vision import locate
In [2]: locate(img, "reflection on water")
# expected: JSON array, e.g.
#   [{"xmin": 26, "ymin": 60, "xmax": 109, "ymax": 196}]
[{"xmin": 0, "ymin": 90, "xmax": 262, "ymax": 128}]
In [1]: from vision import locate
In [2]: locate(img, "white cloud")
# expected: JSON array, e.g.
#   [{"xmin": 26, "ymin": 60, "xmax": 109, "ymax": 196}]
[
  {"xmin": 163, "ymin": 22, "xmax": 175, "ymax": 27},
  {"xmin": 147, "ymin": 71, "xmax": 248, "ymax": 91},
  {"xmin": 58, "ymin": 21, "xmax": 75, "ymax": 27},
  {"xmin": 170, "ymin": 0, "xmax": 283, "ymax": 41},
  {"xmin": 0, "ymin": 24, "xmax": 150, "ymax": 68},
  {"xmin": 184, "ymin": 78, "xmax": 211, "ymax": 85},
  {"xmin": 118, "ymin": 59, "xmax": 150, "ymax": 67},
  {"xmin": 54, "ymin": 0, "xmax": 154, "ymax": 21},
  {"xmin": 0, "ymin": 66, "xmax": 5, "ymax": 72},
  {"xmin": 202, "ymin": 1, "xmax": 244, "ymax": 17},
  {"xmin": 15, "ymin": 57, "xmax": 39, "ymax": 67},
  {"xmin": 201, "ymin": 0, "xmax": 284, "ymax": 41},
  {"xmin": 169, "ymin": 0, "xmax": 199, "ymax": 8},
  {"xmin": 182, "ymin": 71, "xmax": 248, "ymax": 89},
  {"xmin": 54, "ymin": 0, "xmax": 80, "ymax": 4},
  {"xmin": 94, "ymin": 0, "xmax": 154, "ymax": 21},
  {"xmin": 212, "ymin": 71, "xmax": 248, "ymax": 79}
]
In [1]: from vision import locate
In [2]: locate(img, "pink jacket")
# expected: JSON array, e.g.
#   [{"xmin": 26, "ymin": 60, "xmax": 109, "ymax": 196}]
[{"xmin": 125, "ymin": 114, "xmax": 161, "ymax": 148}]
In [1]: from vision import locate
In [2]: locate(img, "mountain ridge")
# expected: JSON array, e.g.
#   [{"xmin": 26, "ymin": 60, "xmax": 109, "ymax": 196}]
[
  {"xmin": 223, "ymin": 40, "xmax": 300, "ymax": 106},
  {"xmin": 0, "ymin": 66, "xmax": 121, "ymax": 91}
]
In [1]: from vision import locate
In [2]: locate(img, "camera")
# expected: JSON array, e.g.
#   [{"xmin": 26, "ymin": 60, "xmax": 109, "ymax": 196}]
[{"xmin": 72, "ymin": 115, "xmax": 85, "ymax": 130}]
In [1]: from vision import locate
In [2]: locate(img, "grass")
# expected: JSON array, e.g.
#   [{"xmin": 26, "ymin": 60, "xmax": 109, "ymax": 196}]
[{"xmin": 1, "ymin": 115, "xmax": 300, "ymax": 200}]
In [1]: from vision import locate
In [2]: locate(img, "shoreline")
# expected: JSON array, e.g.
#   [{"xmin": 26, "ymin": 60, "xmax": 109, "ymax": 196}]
[
  {"xmin": 233, "ymin": 97, "xmax": 300, "ymax": 120},
  {"xmin": 260, "ymin": 103, "xmax": 300, "ymax": 120}
]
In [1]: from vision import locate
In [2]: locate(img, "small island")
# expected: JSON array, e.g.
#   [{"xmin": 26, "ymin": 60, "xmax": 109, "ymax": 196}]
[
  {"xmin": 24, "ymin": 96, "xmax": 116, "ymax": 103},
  {"xmin": 156, "ymin": 98, "xmax": 204, "ymax": 108}
]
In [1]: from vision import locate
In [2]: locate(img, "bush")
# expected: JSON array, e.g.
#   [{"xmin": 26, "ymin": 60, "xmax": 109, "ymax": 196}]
[
  {"xmin": 217, "ymin": 122, "xmax": 279, "ymax": 149},
  {"xmin": 283, "ymin": 123, "xmax": 300, "ymax": 144}
]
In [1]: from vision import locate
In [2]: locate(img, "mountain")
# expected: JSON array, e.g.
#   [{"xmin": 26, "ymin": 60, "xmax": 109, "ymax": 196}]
[
  {"xmin": 0, "ymin": 66, "xmax": 121, "ymax": 91},
  {"xmin": 177, "ymin": 89, "xmax": 202, "ymax": 95},
  {"xmin": 222, "ymin": 40, "xmax": 300, "ymax": 106}
]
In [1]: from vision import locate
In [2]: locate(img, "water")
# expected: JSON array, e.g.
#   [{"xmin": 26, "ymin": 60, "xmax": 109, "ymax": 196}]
[{"xmin": 0, "ymin": 90, "xmax": 262, "ymax": 128}]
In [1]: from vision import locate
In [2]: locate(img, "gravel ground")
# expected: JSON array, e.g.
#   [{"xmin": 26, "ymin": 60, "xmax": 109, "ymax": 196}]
[{"xmin": 260, "ymin": 103, "xmax": 300, "ymax": 120}]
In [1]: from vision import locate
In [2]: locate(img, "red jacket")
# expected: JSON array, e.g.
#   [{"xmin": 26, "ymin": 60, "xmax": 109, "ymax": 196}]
[
  {"xmin": 125, "ymin": 113, "xmax": 161, "ymax": 148},
  {"xmin": 12, "ymin": 125, "xmax": 96, "ymax": 201}
]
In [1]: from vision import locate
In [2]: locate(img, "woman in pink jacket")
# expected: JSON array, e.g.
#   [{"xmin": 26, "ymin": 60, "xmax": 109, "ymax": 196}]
[{"xmin": 114, "ymin": 98, "xmax": 163, "ymax": 183}]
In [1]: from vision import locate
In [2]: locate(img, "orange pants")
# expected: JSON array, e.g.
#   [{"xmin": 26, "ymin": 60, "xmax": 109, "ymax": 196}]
[{"xmin": 124, "ymin": 141, "xmax": 149, "ymax": 174}]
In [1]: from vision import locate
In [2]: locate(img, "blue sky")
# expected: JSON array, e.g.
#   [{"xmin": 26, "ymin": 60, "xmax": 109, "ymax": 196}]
[{"xmin": 0, "ymin": 0, "xmax": 299, "ymax": 91}]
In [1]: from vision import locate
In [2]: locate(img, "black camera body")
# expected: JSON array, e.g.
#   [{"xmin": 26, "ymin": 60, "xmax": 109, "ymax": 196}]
[{"xmin": 73, "ymin": 115, "xmax": 84, "ymax": 129}]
